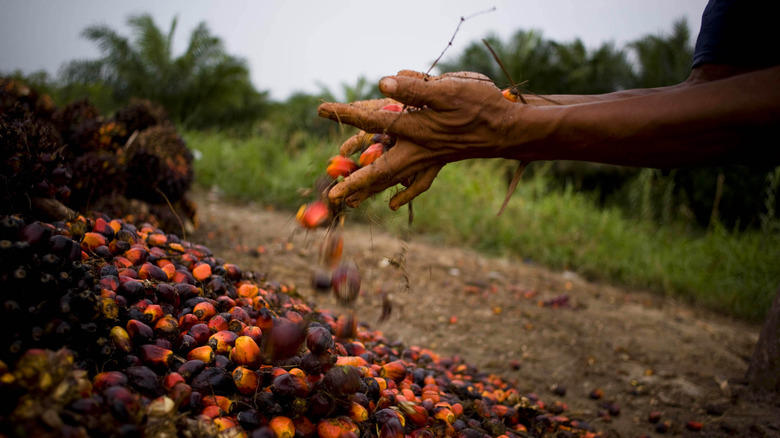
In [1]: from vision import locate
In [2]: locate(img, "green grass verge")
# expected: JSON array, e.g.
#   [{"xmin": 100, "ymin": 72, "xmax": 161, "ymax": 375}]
[{"xmin": 186, "ymin": 130, "xmax": 780, "ymax": 322}]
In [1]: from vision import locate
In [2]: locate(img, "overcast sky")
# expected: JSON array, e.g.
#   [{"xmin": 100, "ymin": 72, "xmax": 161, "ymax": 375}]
[{"xmin": 1, "ymin": 0, "xmax": 708, "ymax": 101}]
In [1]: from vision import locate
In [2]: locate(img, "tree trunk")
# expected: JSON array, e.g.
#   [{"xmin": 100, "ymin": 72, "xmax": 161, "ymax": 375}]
[{"xmin": 746, "ymin": 285, "xmax": 780, "ymax": 392}]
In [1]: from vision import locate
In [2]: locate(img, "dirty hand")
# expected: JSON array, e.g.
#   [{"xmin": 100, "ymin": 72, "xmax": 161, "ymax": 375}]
[{"xmin": 317, "ymin": 70, "xmax": 521, "ymax": 210}]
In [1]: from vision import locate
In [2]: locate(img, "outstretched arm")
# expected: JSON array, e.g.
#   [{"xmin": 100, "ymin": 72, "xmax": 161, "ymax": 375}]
[{"xmin": 318, "ymin": 66, "xmax": 780, "ymax": 209}]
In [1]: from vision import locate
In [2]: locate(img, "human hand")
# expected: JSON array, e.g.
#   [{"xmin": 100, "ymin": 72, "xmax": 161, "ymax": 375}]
[{"xmin": 317, "ymin": 70, "xmax": 519, "ymax": 210}]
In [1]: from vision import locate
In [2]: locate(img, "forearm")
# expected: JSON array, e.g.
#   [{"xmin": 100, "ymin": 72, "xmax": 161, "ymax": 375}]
[{"xmin": 507, "ymin": 66, "xmax": 780, "ymax": 168}]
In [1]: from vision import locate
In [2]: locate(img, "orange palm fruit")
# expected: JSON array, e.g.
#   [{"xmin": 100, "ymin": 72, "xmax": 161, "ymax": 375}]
[
  {"xmin": 154, "ymin": 315, "xmax": 179, "ymax": 341},
  {"xmin": 207, "ymin": 314, "xmax": 230, "ymax": 333},
  {"xmin": 296, "ymin": 201, "xmax": 330, "ymax": 229},
  {"xmin": 192, "ymin": 262, "xmax": 212, "ymax": 282},
  {"xmin": 347, "ymin": 401, "xmax": 369, "ymax": 423},
  {"xmin": 325, "ymin": 155, "xmax": 358, "ymax": 179},
  {"xmin": 229, "ymin": 306, "xmax": 251, "ymax": 325},
  {"xmin": 233, "ymin": 366, "xmax": 261, "ymax": 395},
  {"xmin": 432, "ymin": 406, "xmax": 455, "ymax": 424},
  {"xmin": 213, "ymin": 416, "xmax": 239, "ymax": 432},
  {"xmin": 200, "ymin": 404, "xmax": 223, "ymax": 419},
  {"xmin": 143, "ymin": 304, "xmax": 164, "ymax": 324},
  {"xmin": 230, "ymin": 335, "xmax": 263, "ymax": 368},
  {"xmin": 202, "ymin": 395, "xmax": 233, "ymax": 414},
  {"xmin": 81, "ymin": 232, "xmax": 107, "ymax": 251},
  {"xmin": 380, "ymin": 360, "xmax": 408, "ymax": 383},
  {"xmin": 335, "ymin": 356, "xmax": 369, "ymax": 368},
  {"xmin": 359, "ymin": 143, "xmax": 384, "ymax": 167},
  {"xmin": 146, "ymin": 233, "xmax": 167, "ymax": 247},
  {"xmin": 124, "ymin": 247, "xmax": 149, "ymax": 265},
  {"xmin": 237, "ymin": 283, "xmax": 259, "ymax": 299},
  {"xmin": 187, "ymin": 345, "xmax": 215, "ymax": 363},
  {"xmin": 269, "ymin": 415, "xmax": 296, "ymax": 438},
  {"xmin": 193, "ymin": 301, "xmax": 217, "ymax": 321},
  {"xmin": 317, "ymin": 416, "xmax": 359, "ymax": 438},
  {"xmin": 501, "ymin": 88, "xmax": 520, "ymax": 102},
  {"xmin": 208, "ymin": 330, "xmax": 239, "ymax": 355}
]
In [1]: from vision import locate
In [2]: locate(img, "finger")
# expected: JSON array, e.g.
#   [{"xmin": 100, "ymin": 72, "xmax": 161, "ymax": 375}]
[
  {"xmin": 318, "ymin": 102, "xmax": 408, "ymax": 134},
  {"xmin": 388, "ymin": 164, "xmax": 443, "ymax": 210},
  {"xmin": 340, "ymin": 130, "xmax": 373, "ymax": 157}
]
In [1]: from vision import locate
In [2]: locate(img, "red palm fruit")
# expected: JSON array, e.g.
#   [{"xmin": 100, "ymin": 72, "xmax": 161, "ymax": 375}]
[
  {"xmin": 200, "ymin": 404, "xmax": 223, "ymax": 419},
  {"xmin": 112, "ymin": 255, "xmax": 133, "ymax": 269},
  {"xmin": 126, "ymin": 319, "xmax": 154, "ymax": 344},
  {"xmin": 230, "ymin": 335, "xmax": 263, "ymax": 368},
  {"xmin": 110, "ymin": 326, "xmax": 133, "ymax": 353},
  {"xmin": 398, "ymin": 400, "xmax": 428, "ymax": 427},
  {"xmin": 187, "ymin": 345, "xmax": 215, "ymax": 363},
  {"xmin": 432, "ymin": 406, "xmax": 455, "ymax": 424},
  {"xmin": 228, "ymin": 319, "xmax": 247, "ymax": 333},
  {"xmin": 138, "ymin": 262, "xmax": 167, "ymax": 281},
  {"xmin": 380, "ymin": 360, "xmax": 408, "ymax": 383},
  {"xmin": 326, "ymin": 155, "xmax": 359, "ymax": 179},
  {"xmin": 306, "ymin": 325, "xmax": 334, "ymax": 355},
  {"xmin": 269, "ymin": 415, "xmax": 295, "ymax": 438},
  {"xmin": 359, "ymin": 143, "xmax": 384, "ymax": 167},
  {"xmin": 193, "ymin": 301, "xmax": 217, "ymax": 321},
  {"xmin": 207, "ymin": 314, "xmax": 230, "ymax": 332},
  {"xmin": 188, "ymin": 323, "xmax": 211, "ymax": 345},
  {"xmin": 208, "ymin": 330, "xmax": 239, "ymax": 355},
  {"xmin": 347, "ymin": 401, "xmax": 369, "ymax": 423},
  {"xmin": 296, "ymin": 201, "xmax": 330, "ymax": 229},
  {"xmin": 140, "ymin": 344, "xmax": 175, "ymax": 369},
  {"xmin": 124, "ymin": 247, "xmax": 149, "ymax": 265},
  {"xmin": 317, "ymin": 417, "xmax": 358, "ymax": 438},
  {"xmin": 192, "ymin": 262, "xmax": 212, "ymax": 282},
  {"xmin": 233, "ymin": 366, "xmax": 261, "ymax": 395},
  {"xmin": 293, "ymin": 416, "xmax": 316, "ymax": 438},
  {"xmin": 255, "ymin": 307, "xmax": 274, "ymax": 330},
  {"xmin": 81, "ymin": 232, "xmax": 107, "ymax": 251},
  {"xmin": 238, "ymin": 283, "xmax": 259, "ymax": 299},
  {"xmin": 332, "ymin": 261, "xmax": 360, "ymax": 305},
  {"xmin": 269, "ymin": 318, "xmax": 306, "ymax": 361},
  {"xmin": 241, "ymin": 325, "xmax": 263, "ymax": 345},
  {"xmin": 686, "ymin": 421, "xmax": 703, "ymax": 431},
  {"xmin": 93, "ymin": 371, "xmax": 128, "ymax": 392},
  {"xmin": 168, "ymin": 382, "xmax": 192, "ymax": 408},
  {"xmin": 163, "ymin": 372, "xmax": 186, "ymax": 391},
  {"xmin": 143, "ymin": 304, "xmax": 164, "ymax": 324},
  {"xmin": 335, "ymin": 355, "xmax": 369, "ymax": 368},
  {"xmin": 222, "ymin": 263, "xmax": 242, "ymax": 280},
  {"xmin": 381, "ymin": 104, "xmax": 403, "ymax": 112},
  {"xmin": 229, "ymin": 306, "xmax": 251, "ymax": 325},
  {"xmin": 203, "ymin": 395, "xmax": 234, "ymax": 414},
  {"xmin": 320, "ymin": 229, "xmax": 343, "ymax": 268},
  {"xmin": 146, "ymin": 233, "xmax": 167, "ymax": 247}
]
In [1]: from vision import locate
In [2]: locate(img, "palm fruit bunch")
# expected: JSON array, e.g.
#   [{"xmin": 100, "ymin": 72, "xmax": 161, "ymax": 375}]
[
  {"xmin": 0, "ymin": 85, "xmax": 71, "ymax": 220},
  {"xmin": 0, "ymin": 212, "xmax": 601, "ymax": 438},
  {"xmin": 0, "ymin": 76, "xmax": 196, "ymax": 234}
]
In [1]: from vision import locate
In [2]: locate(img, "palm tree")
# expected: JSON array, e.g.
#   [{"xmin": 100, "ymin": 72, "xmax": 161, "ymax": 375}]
[
  {"xmin": 60, "ymin": 13, "xmax": 267, "ymax": 129},
  {"xmin": 629, "ymin": 18, "xmax": 694, "ymax": 88}
]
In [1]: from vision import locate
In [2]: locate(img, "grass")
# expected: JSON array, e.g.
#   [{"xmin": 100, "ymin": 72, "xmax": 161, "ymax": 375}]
[{"xmin": 186, "ymin": 130, "xmax": 780, "ymax": 322}]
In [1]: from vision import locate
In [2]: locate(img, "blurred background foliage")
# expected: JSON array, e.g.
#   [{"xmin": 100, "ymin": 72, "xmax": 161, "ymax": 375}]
[{"xmin": 4, "ymin": 14, "xmax": 778, "ymax": 321}]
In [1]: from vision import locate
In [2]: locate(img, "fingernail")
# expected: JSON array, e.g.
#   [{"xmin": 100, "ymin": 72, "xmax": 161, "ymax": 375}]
[{"xmin": 379, "ymin": 77, "xmax": 397, "ymax": 94}]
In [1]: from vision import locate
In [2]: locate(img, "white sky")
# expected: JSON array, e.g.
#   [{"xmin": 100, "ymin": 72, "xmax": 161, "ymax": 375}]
[{"xmin": 0, "ymin": 0, "xmax": 708, "ymax": 101}]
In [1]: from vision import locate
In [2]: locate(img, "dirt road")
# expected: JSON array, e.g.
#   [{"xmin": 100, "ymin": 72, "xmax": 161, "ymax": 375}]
[{"xmin": 189, "ymin": 188, "xmax": 779, "ymax": 437}]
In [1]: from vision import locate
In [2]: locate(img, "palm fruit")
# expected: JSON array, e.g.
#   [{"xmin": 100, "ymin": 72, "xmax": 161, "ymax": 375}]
[
  {"xmin": 111, "ymin": 98, "xmax": 171, "ymax": 144},
  {"xmin": 325, "ymin": 156, "xmax": 358, "ymax": 179},
  {"xmin": 0, "ymin": 210, "xmax": 603, "ymax": 437}
]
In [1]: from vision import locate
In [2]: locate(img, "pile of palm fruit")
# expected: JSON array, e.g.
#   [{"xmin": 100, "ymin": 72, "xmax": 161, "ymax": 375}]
[{"xmin": 0, "ymin": 80, "xmax": 602, "ymax": 437}]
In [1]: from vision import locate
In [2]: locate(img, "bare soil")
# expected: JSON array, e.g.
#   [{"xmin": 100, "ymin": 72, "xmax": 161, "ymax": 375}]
[{"xmin": 190, "ymin": 187, "xmax": 780, "ymax": 438}]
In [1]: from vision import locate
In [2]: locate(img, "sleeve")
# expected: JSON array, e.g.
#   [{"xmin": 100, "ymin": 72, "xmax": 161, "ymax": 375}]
[{"xmin": 692, "ymin": 0, "xmax": 780, "ymax": 69}]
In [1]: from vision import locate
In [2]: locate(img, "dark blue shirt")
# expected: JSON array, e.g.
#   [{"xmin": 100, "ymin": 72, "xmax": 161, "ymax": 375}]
[{"xmin": 692, "ymin": 0, "xmax": 780, "ymax": 69}]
